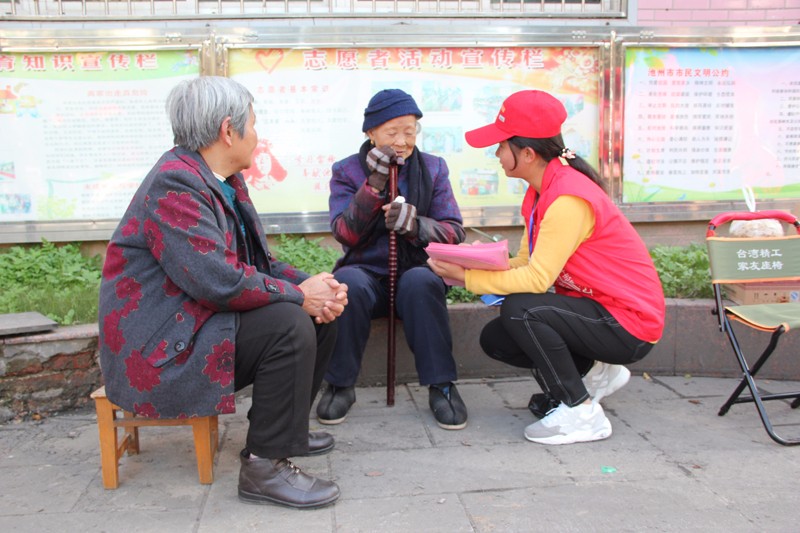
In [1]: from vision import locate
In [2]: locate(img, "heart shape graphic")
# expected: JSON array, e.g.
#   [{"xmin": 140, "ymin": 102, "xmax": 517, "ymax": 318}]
[{"xmin": 255, "ymin": 49, "xmax": 284, "ymax": 74}]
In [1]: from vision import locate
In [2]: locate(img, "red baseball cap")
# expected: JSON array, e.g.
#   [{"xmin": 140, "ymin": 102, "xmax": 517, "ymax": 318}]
[{"xmin": 465, "ymin": 90, "xmax": 567, "ymax": 148}]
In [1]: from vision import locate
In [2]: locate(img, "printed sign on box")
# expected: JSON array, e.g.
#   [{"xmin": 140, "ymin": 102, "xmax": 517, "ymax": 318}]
[{"xmin": 725, "ymin": 283, "xmax": 800, "ymax": 305}]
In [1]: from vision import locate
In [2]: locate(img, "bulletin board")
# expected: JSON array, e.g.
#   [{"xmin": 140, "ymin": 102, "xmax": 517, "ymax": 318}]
[
  {"xmin": 0, "ymin": 48, "xmax": 200, "ymax": 223},
  {"xmin": 1, "ymin": 25, "xmax": 799, "ymax": 243},
  {"xmin": 622, "ymin": 45, "xmax": 800, "ymax": 205},
  {"xmin": 226, "ymin": 45, "xmax": 603, "ymax": 217}
]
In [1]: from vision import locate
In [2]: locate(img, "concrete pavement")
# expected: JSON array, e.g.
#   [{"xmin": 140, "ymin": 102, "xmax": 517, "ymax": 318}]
[{"xmin": 1, "ymin": 374, "xmax": 799, "ymax": 532}]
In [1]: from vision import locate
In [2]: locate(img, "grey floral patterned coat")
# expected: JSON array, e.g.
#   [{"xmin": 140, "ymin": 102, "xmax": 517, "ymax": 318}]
[{"xmin": 98, "ymin": 147, "xmax": 309, "ymax": 418}]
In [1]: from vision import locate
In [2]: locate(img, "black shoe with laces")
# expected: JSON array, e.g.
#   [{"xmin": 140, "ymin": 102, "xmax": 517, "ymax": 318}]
[
  {"xmin": 428, "ymin": 382, "xmax": 468, "ymax": 430},
  {"xmin": 528, "ymin": 392, "xmax": 560, "ymax": 419},
  {"xmin": 316, "ymin": 384, "xmax": 355, "ymax": 425}
]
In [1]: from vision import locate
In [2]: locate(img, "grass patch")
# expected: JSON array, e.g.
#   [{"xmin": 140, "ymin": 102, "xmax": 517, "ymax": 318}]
[
  {"xmin": 0, "ymin": 240, "xmax": 102, "ymax": 325},
  {"xmin": 271, "ymin": 234, "xmax": 342, "ymax": 275},
  {"xmin": 0, "ymin": 235, "xmax": 713, "ymax": 327},
  {"xmin": 649, "ymin": 243, "xmax": 712, "ymax": 299}
]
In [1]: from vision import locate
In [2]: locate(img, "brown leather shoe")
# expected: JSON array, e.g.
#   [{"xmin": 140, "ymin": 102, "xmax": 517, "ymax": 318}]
[
  {"xmin": 306, "ymin": 431, "xmax": 334, "ymax": 456},
  {"xmin": 238, "ymin": 449, "xmax": 340, "ymax": 509}
]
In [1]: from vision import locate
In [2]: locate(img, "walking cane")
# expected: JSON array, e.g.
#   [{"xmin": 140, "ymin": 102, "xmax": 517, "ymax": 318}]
[{"xmin": 386, "ymin": 161, "xmax": 399, "ymax": 406}]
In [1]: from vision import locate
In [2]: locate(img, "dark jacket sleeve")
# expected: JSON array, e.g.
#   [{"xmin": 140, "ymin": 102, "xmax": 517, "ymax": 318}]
[
  {"xmin": 410, "ymin": 155, "xmax": 465, "ymax": 246},
  {"xmin": 329, "ymin": 156, "xmax": 386, "ymax": 248}
]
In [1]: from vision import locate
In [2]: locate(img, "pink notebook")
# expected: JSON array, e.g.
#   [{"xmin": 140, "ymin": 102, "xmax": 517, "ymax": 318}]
[{"xmin": 426, "ymin": 240, "xmax": 510, "ymax": 286}]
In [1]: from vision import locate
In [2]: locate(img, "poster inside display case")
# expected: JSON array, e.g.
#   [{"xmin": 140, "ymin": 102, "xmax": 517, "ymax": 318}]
[
  {"xmin": 622, "ymin": 45, "xmax": 800, "ymax": 204},
  {"xmin": 0, "ymin": 49, "xmax": 200, "ymax": 222},
  {"xmin": 227, "ymin": 46, "xmax": 602, "ymax": 215}
]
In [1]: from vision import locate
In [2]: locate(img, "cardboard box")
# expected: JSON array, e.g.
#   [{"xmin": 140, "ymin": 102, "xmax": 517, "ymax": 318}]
[{"xmin": 725, "ymin": 282, "xmax": 800, "ymax": 305}]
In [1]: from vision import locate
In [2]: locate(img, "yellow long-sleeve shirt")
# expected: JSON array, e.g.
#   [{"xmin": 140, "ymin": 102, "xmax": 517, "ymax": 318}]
[{"xmin": 465, "ymin": 195, "xmax": 595, "ymax": 295}]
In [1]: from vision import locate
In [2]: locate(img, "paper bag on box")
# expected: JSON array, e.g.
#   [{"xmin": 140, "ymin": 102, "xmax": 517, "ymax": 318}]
[{"xmin": 729, "ymin": 186, "xmax": 785, "ymax": 238}]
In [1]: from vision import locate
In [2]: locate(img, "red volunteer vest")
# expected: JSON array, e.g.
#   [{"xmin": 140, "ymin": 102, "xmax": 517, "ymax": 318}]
[{"xmin": 521, "ymin": 159, "xmax": 665, "ymax": 342}]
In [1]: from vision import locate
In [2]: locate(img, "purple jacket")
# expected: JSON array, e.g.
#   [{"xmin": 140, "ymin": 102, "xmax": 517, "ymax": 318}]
[
  {"xmin": 98, "ymin": 147, "xmax": 308, "ymax": 418},
  {"xmin": 329, "ymin": 151, "xmax": 465, "ymax": 274}
]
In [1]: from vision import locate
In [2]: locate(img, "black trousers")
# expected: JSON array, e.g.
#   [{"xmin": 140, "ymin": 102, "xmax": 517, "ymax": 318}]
[
  {"xmin": 234, "ymin": 302, "xmax": 337, "ymax": 458},
  {"xmin": 324, "ymin": 265, "xmax": 457, "ymax": 387},
  {"xmin": 480, "ymin": 292, "xmax": 652, "ymax": 407}
]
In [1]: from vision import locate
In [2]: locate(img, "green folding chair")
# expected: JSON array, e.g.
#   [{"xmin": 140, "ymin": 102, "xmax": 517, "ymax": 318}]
[{"xmin": 706, "ymin": 210, "xmax": 800, "ymax": 445}]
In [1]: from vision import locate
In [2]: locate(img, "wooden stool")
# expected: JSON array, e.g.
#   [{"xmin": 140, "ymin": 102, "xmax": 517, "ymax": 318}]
[{"xmin": 90, "ymin": 386, "xmax": 219, "ymax": 489}]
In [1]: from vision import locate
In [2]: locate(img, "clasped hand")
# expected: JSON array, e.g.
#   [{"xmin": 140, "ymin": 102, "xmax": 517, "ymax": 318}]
[{"xmin": 299, "ymin": 272, "xmax": 349, "ymax": 324}]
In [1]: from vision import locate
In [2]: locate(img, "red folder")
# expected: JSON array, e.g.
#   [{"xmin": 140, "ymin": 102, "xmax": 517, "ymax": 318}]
[{"xmin": 425, "ymin": 240, "xmax": 510, "ymax": 286}]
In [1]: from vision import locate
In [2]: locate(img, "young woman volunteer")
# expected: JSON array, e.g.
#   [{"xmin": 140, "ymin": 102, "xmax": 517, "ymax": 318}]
[{"xmin": 428, "ymin": 90, "xmax": 665, "ymax": 445}]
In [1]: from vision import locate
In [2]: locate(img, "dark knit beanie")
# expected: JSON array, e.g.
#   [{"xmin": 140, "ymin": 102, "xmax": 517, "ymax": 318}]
[{"xmin": 362, "ymin": 89, "xmax": 423, "ymax": 132}]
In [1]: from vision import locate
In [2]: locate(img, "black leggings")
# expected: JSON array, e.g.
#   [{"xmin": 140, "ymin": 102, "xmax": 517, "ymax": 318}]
[{"xmin": 480, "ymin": 292, "xmax": 652, "ymax": 407}]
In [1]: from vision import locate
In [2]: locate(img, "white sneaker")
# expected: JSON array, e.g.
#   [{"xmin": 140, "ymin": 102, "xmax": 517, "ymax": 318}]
[
  {"xmin": 524, "ymin": 402, "xmax": 612, "ymax": 445},
  {"xmin": 582, "ymin": 362, "xmax": 630, "ymax": 403}
]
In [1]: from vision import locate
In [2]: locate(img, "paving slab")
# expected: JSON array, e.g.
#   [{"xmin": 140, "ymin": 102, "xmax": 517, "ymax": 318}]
[
  {"xmin": 1, "ymin": 376, "xmax": 799, "ymax": 532},
  {"xmin": 0, "ymin": 311, "xmax": 57, "ymax": 337}
]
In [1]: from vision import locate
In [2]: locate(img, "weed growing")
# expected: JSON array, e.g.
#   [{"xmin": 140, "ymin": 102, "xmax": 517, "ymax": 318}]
[
  {"xmin": 0, "ymin": 236, "xmax": 713, "ymax": 327},
  {"xmin": 0, "ymin": 240, "xmax": 102, "ymax": 325}
]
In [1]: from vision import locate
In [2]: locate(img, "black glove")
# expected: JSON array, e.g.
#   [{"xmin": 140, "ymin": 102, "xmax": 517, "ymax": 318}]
[
  {"xmin": 385, "ymin": 201, "xmax": 418, "ymax": 236},
  {"xmin": 366, "ymin": 145, "xmax": 403, "ymax": 192}
]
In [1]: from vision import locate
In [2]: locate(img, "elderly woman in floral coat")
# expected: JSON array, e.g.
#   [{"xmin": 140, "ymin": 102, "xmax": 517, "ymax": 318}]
[{"xmin": 98, "ymin": 76, "xmax": 347, "ymax": 509}]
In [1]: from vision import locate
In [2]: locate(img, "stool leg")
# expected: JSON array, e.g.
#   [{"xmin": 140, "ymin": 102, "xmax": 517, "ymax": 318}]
[
  {"xmin": 122, "ymin": 410, "xmax": 140, "ymax": 454},
  {"xmin": 94, "ymin": 397, "xmax": 120, "ymax": 489},
  {"xmin": 210, "ymin": 416, "xmax": 219, "ymax": 458},
  {"xmin": 191, "ymin": 417, "xmax": 217, "ymax": 484}
]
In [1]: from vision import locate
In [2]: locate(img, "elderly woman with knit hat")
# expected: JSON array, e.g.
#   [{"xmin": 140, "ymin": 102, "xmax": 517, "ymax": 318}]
[
  {"xmin": 429, "ymin": 90, "xmax": 665, "ymax": 445},
  {"xmin": 316, "ymin": 89, "xmax": 468, "ymax": 430}
]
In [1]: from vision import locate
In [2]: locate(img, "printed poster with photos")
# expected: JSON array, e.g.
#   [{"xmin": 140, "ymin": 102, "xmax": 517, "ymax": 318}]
[
  {"xmin": 0, "ymin": 49, "xmax": 199, "ymax": 222},
  {"xmin": 228, "ymin": 46, "xmax": 601, "ymax": 215},
  {"xmin": 623, "ymin": 46, "xmax": 800, "ymax": 203}
]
